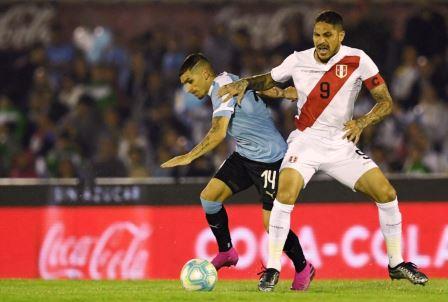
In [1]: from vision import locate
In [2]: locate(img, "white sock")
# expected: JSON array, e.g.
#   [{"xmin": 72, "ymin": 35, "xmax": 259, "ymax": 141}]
[
  {"xmin": 267, "ymin": 199, "xmax": 294, "ymax": 271},
  {"xmin": 377, "ymin": 198, "xmax": 404, "ymax": 268}
]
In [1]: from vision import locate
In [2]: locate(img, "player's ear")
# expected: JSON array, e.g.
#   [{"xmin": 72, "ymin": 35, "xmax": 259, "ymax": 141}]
[
  {"xmin": 339, "ymin": 30, "xmax": 345, "ymax": 43},
  {"xmin": 203, "ymin": 68, "xmax": 211, "ymax": 80}
]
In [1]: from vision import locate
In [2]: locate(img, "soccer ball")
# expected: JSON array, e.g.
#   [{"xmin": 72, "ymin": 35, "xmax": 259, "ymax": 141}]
[{"xmin": 180, "ymin": 259, "xmax": 218, "ymax": 291}]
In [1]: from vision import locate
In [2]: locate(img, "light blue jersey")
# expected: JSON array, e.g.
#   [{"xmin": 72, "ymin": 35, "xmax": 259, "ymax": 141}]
[{"xmin": 208, "ymin": 72, "xmax": 287, "ymax": 163}]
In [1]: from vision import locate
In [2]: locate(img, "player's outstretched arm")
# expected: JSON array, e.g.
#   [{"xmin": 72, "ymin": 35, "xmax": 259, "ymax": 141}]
[
  {"xmin": 161, "ymin": 117, "xmax": 230, "ymax": 168},
  {"xmin": 218, "ymin": 73, "xmax": 280, "ymax": 105},
  {"xmin": 257, "ymin": 86, "xmax": 298, "ymax": 102},
  {"xmin": 343, "ymin": 83, "xmax": 393, "ymax": 144}
]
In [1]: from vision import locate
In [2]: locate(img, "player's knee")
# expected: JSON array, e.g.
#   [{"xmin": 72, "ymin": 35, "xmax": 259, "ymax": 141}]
[
  {"xmin": 276, "ymin": 189, "xmax": 296, "ymax": 205},
  {"xmin": 200, "ymin": 188, "xmax": 215, "ymax": 201},
  {"xmin": 200, "ymin": 198, "xmax": 223, "ymax": 214},
  {"xmin": 376, "ymin": 184, "xmax": 397, "ymax": 203},
  {"xmin": 200, "ymin": 185, "xmax": 222, "ymax": 201}
]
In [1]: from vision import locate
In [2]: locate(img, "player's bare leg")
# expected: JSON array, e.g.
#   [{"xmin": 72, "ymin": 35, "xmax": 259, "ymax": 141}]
[
  {"xmin": 259, "ymin": 168, "xmax": 304, "ymax": 292},
  {"xmin": 200, "ymin": 178, "xmax": 239, "ymax": 270},
  {"xmin": 355, "ymin": 168, "xmax": 428, "ymax": 285},
  {"xmin": 262, "ymin": 210, "xmax": 314, "ymax": 290}
]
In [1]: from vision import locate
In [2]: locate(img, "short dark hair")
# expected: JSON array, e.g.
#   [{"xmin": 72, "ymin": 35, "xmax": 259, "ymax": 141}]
[
  {"xmin": 179, "ymin": 53, "xmax": 209, "ymax": 77},
  {"xmin": 315, "ymin": 10, "xmax": 344, "ymax": 29}
]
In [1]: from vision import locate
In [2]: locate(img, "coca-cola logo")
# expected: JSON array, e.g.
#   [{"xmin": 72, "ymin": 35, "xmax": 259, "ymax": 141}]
[
  {"xmin": 0, "ymin": 4, "xmax": 54, "ymax": 50},
  {"xmin": 39, "ymin": 222, "xmax": 151, "ymax": 279}
]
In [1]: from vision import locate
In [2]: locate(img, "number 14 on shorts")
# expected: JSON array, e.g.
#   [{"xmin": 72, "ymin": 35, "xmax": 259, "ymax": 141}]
[{"xmin": 261, "ymin": 170, "xmax": 277, "ymax": 190}]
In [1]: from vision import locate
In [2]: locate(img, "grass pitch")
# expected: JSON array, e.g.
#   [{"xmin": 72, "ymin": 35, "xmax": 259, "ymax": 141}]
[{"xmin": 0, "ymin": 279, "xmax": 447, "ymax": 302}]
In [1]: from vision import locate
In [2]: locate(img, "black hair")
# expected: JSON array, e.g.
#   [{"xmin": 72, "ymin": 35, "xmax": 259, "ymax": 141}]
[
  {"xmin": 315, "ymin": 10, "xmax": 344, "ymax": 29},
  {"xmin": 178, "ymin": 53, "xmax": 209, "ymax": 77}
]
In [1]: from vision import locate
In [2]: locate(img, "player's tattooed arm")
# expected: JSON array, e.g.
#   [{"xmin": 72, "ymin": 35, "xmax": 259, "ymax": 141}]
[
  {"xmin": 344, "ymin": 83, "xmax": 393, "ymax": 144},
  {"xmin": 257, "ymin": 86, "xmax": 298, "ymax": 102},
  {"xmin": 218, "ymin": 73, "xmax": 280, "ymax": 105},
  {"xmin": 161, "ymin": 117, "xmax": 229, "ymax": 168},
  {"xmin": 359, "ymin": 83, "xmax": 393, "ymax": 127}
]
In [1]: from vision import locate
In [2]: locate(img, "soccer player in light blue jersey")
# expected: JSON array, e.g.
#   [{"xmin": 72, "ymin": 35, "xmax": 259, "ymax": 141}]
[{"xmin": 161, "ymin": 53, "xmax": 314, "ymax": 290}]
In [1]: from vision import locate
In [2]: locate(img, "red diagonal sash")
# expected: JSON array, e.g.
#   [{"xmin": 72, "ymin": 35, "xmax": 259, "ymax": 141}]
[{"xmin": 295, "ymin": 56, "xmax": 360, "ymax": 131}]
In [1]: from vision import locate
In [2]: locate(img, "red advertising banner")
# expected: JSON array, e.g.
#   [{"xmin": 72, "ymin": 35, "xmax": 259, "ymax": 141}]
[{"xmin": 0, "ymin": 203, "xmax": 447, "ymax": 279}]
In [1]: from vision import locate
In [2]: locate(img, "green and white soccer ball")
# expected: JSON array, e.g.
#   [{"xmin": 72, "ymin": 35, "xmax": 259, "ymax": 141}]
[{"xmin": 180, "ymin": 259, "xmax": 218, "ymax": 291}]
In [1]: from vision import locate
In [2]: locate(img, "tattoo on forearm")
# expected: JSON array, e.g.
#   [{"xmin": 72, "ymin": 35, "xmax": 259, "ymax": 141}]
[
  {"xmin": 358, "ymin": 85, "xmax": 393, "ymax": 128},
  {"xmin": 258, "ymin": 87, "xmax": 283, "ymax": 99},
  {"xmin": 246, "ymin": 73, "xmax": 277, "ymax": 91},
  {"xmin": 188, "ymin": 117, "xmax": 225, "ymax": 159}
]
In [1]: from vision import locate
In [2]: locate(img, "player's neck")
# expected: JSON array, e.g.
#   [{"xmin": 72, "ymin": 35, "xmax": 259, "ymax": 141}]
[{"xmin": 206, "ymin": 74, "xmax": 216, "ymax": 94}]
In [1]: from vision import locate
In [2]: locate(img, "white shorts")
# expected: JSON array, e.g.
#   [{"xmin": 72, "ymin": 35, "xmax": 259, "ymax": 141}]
[{"xmin": 280, "ymin": 130, "xmax": 378, "ymax": 190}]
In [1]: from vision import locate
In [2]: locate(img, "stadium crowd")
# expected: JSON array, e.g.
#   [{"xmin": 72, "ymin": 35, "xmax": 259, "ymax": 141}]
[{"xmin": 0, "ymin": 3, "xmax": 447, "ymax": 179}]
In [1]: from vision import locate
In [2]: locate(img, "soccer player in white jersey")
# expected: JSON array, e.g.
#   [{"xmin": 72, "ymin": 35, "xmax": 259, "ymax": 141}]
[{"xmin": 219, "ymin": 10, "xmax": 428, "ymax": 291}]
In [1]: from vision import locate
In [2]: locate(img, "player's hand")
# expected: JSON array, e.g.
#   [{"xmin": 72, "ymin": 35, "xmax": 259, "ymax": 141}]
[
  {"xmin": 343, "ymin": 119, "xmax": 366, "ymax": 144},
  {"xmin": 284, "ymin": 86, "xmax": 298, "ymax": 102},
  {"xmin": 160, "ymin": 154, "xmax": 193, "ymax": 168},
  {"xmin": 218, "ymin": 79, "xmax": 249, "ymax": 105}
]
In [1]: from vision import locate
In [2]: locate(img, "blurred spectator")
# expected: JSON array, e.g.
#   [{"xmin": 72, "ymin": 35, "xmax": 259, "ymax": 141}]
[
  {"xmin": 72, "ymin": 55, "xmax": 91, "ymax": 84},
  {"xmin": 46, "ymin": 23, "xmax": 76, "ymax": 68},
  {"xmin": 46, "ymin": 22, "xmax": 76, "ymax": 88},
  {"xmin": 162, "ymin": 36, "xmax": 185, "ymax": 86},
  {"xmin": 345, "ymin": 1, "xmax": 390, "ymax": 67},
  {"xmin": 391, "ymin": 46, "xmax": 419, "ymax": 109},
  {"xmin": 118, "ymin": 119, "xmax": 150, "ymax": 168},
  {"xmin": 413, "ymin": 84, "xmax": 448, "ymax": 148},
  {"xmin": 0, "ymin": 95, "xmax": 26, "ymax": 143},
  {"xmin": 11, "ymin": 44, "xmax": 47, "ymax": 109},
  {"xmin": 273, "ymin": 15, "xmax": 311, "ymax": 58},
  {"xmin": 126, "ymin": 50, "xmax": 148, "ymax": 99},
  {"xmin": 99, "ymin": 107, "xmax": 122, "ymax": 141},
  {"xmin": 405, "ymin": 6, "xmax": 447, "ymax": 59},
  {"xmin": 90, "ymin": 136, "xmax": 127, "ymax": 177},
  {"xmin": 229, "ymin": 28, "xmax": 252, "ymax": 74},
  {"xmin": 143, "ymin": 72, "xmax": 170, "ymax": 109},
  {"xmin": 9, "ymin": 151, "xmax": 37, "ymax": 178},
  {"xmin": 87, "ymin": 64, "xmax": 117, "ymax": 111},
  {"xmin": 46, "ymin": 132, "xmax": 82, "ymax": 177},
  {"xmin": 60, "ymin": 94, "xmax": 100, "ymax": 158},
  {"xmin": 139, "ymin": 29, "xmax": 166, "ymax": 72},
  {"xmin": 0, "ymin": 2, "xmax": 447, "ymax": 179},
  {"xmin": 57, "ymin": 73, "xmax": 86, "ymax": 110},
  {"xmin": 403, "ymin": 144, "xmax": 430, "ymax": 174},
  {"xmin": 174, "ymin": 87, "xmax": 211, "ymax": 144},
  {"xmin": 370, "ymin": 144, "xmax": 391, "ymax": 173},
  {"xmin": 29, "ymin": 114, "xmax": 56, "ymax": 158},
  {"xmin": 0, "ymin": 124, "xmax": 20, "ymax": 177},
  {"xmin": 127, "ymin": 146, "xmax": 150, "ymax": 178},
  {"xmin": 56, "ymin": 157, "xmax": 78, "ymax": 178},
  {"xmin": 202, "ymin": 24, "xmax": 235, "ymax": 73}
]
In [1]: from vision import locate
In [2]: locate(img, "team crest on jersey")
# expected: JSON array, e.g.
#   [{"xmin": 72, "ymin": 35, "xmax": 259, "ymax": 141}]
[
  {"xmin": 335, "ymin": 64, "xmax": 348, "ymax": 78},
  {"xmin": 288, "ymin": 156, "xmax": 298, "ymax": 163}
]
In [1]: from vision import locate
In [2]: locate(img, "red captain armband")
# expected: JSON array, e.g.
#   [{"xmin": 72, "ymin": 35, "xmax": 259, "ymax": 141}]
[{"xmin": 363, "ymin": 73, "xmax": 385, "ymax": 90}]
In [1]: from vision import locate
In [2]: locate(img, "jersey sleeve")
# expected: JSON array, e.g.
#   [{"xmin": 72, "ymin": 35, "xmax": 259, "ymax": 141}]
[
  {"xmin": 270, "ymin": 53, "xmax": 297, "ymax": 83},
  {"xmin": 211, "ymin": 75, "xmax": 237, "ymax": 118},
  {"xmin": 359, "ymin": 51, "xmax": 385, "ymax": 90}
]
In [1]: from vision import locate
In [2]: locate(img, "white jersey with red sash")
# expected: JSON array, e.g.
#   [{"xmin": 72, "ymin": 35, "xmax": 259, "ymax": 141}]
[
  {"xmin": 271, "ymin": 45, "xmax": 384, "ymax": 141},
  {"xmin": 270, "ymin": 45, "xmax": 383, "ymax": 189}
]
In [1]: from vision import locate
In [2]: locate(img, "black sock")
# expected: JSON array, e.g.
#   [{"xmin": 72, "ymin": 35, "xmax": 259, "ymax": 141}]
[
  {"xmin": 205, "ymin": 206, "xmax": 232, "ymax": 252},
  {"xmin": 284, "ymin": 230, "xmax": 306, "ymax": 272}
]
